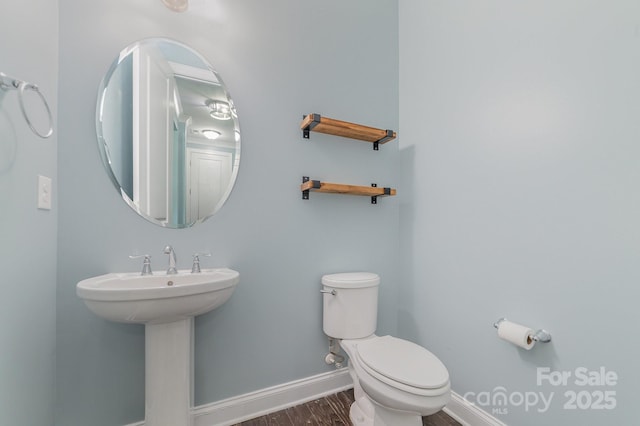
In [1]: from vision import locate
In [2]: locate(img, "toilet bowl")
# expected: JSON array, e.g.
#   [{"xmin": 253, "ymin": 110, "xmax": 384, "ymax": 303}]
[
  {"xmin": 322, "ymin": 272, "xmax": 450, "ymax": 426},
  {"xmin": 342, "ymin": 336, "xmax": 450, "ymax": 425}
]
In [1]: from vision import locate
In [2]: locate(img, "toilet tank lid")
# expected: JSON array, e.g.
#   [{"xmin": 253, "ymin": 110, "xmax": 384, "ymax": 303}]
[{"xmin": 321, "ymin": 272, "xmax": 380, "ymax": 288}]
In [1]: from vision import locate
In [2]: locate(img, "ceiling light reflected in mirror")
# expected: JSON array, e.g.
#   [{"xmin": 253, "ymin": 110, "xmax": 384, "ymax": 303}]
[
  {"xmin": 201, "ymin": 129, "xmax": 221, "ymax": 140},
  {"xmin": 206, "ymin": 99, "xmax": 232, "ymax": 120}
]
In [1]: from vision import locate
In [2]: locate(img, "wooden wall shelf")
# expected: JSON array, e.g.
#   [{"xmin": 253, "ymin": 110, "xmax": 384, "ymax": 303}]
[
  {"xmin": 301, "ymin": 113, "xmax": 396, "ymax": 150},
  {"xmin": 301, "ymin": 177, "xmax": 396, "ymax": 204}
]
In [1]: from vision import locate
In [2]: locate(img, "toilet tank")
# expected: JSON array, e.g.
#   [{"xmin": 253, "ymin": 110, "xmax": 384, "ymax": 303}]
[{"xmin": 322, "ymin": 272, "xmax": 379, "ymax": 339}]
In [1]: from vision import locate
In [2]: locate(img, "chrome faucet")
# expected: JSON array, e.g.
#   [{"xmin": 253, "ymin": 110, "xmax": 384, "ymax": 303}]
[
  {"xmin": 129, "ymin": 254, "xmax": 153, "ymax": 276},
  {"xmin": 191, "ymin": 252, "xmax": 211, "ymax": 273},
  {"xmin": 163, "ymin": 245, "xmax": 178, "ymax": 275}
]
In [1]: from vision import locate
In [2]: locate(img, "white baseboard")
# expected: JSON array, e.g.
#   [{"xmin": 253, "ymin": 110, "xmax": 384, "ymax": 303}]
[
  {"xmin": 192, "ymin": 368, "xmax": 352, "ymax": 426},
  {"xmin": 125, "ymin": 368, "xmax": 351, "ymax": 426},
  {"xmin": 444, "ymin": 391, "xmax": 508, "ymax": 426},
  {"xmin": 126, "ymin": 372, "xmax": 506, "ymax": 426}
]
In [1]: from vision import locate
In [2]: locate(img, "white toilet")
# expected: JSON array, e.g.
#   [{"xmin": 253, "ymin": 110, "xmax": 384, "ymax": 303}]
[{"xmin": 322, "ymin": 272, "xmax": 450, "ymax": 426}]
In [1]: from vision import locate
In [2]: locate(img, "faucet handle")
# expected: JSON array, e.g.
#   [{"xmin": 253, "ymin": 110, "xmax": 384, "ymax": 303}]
[
  {"xmin": 191, "ymin": 252, "xmax": 211, "ymax": 274},
  {"xmin": 129, "ymin": 254, "xmax": 153, "ymax": 276}
]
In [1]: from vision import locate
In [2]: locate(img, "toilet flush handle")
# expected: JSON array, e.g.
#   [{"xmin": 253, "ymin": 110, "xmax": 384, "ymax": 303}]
[{"xmin": 320, "ymin": 289, "xmax": 336, "ymax": 296}]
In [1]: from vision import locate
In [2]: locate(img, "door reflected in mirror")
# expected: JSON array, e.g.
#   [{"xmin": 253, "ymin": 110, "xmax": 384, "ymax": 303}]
[{"xmin": 96, "ymin": 38, "xmax": 241, "ymax": 228}]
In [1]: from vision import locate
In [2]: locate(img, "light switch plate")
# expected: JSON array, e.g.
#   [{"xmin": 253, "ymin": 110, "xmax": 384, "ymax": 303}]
[{"xmin": 37, "ymin": 175, "xmax": 52, "ymax": 210}]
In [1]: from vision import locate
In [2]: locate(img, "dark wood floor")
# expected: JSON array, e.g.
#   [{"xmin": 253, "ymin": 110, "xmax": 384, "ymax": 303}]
[{"xmin": 235, "ymin": 389, "xmax": 461, "ymax": 426}]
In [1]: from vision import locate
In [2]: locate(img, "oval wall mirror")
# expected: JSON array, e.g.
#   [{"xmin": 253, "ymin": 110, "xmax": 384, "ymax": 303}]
[{"xmin": 96, "ymin": 38, "xmax": 241, "ymax": 228}]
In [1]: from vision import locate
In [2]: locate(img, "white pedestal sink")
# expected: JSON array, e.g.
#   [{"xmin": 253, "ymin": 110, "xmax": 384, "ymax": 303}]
[{"xmin": 77, "ymin": 268, "xmax": 239, "ymax": 426}]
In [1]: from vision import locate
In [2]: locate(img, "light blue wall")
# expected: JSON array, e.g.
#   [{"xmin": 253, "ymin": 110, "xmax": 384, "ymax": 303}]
[
  {"xmin": 13, "ymin": 2, "xmax": 637, "ymax": 425},
  {"xmin": 399, "ymin": 1, "xmax": 640, "ymax": 425},
  {"xmin": 56, "ymin": 1, "xmax": 398, "ymax": 425},
  {"xmin": 0, "ymin": 0, "xmax": 58, "ymax": 425}
]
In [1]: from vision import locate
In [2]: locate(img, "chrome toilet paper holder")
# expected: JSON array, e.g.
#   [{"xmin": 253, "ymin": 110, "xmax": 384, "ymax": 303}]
[{"xmin": 493, "ymin": 317, "xmax": 552, "ymax": 343}]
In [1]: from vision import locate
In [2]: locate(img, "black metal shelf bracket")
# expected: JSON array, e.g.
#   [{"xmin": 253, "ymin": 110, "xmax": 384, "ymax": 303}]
[
  {"xmin": 373, "ymin": 129, "xmax": 395, "ymax": 151},
  {"xmin": 302, "ymin": 114, "xmax": 321, "ymax": 139},
  {"xmin": 370, "ymin": 184, "xmax": 391, "ymax": 204},
  {"xmin": 302, "ymin": 176, "xmax": 321, "ymax": 200}
]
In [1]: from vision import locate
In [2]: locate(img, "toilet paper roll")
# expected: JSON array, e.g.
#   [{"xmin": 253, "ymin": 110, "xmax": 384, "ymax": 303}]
[{"xmin": 497, "ymin": 320, "xmax": 535, "ymax": 350}]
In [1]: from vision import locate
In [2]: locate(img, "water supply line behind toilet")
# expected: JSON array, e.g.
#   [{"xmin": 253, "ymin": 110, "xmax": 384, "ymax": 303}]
[{"xmin": 325, "ymin": 337, "xmax": 344, "ymax": 369}]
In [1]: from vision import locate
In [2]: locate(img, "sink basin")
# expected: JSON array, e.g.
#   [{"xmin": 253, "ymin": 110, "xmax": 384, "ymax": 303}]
[{"xmin": 77, "ymin": 268, "xmax": 239, "ymax": 324}]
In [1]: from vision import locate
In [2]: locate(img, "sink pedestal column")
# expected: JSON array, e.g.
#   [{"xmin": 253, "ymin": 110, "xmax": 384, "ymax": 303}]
[{"xmin": 145, "ymin": 318, "xmax": 194, "ymax": 426}]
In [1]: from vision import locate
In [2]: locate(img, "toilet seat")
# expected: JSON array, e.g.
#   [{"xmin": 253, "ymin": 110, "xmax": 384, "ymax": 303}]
[{"xmin": 354, "ymin": 336, "xmax": 449, "ymax": 395}]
